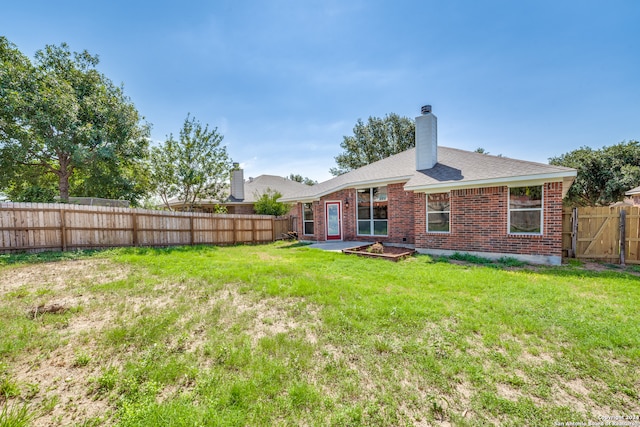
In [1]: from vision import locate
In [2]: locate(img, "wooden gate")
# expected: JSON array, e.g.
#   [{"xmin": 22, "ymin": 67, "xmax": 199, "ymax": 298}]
[
  {"xmin": 563, "ymin": 206, "xmax": 640, "ymax": 264},
  {"xmin": 273, "ymin": 216, "xmax": 294, "ymax": 239}
]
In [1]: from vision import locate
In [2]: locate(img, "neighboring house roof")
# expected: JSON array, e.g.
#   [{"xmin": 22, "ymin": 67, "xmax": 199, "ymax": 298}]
[
  {"xmin": 625, "ymin": 185, "xmax": 640, "ymax": 196},
  {"xmin": 66, "ymin": 197, "xmax": 130, "ymax": 207},
  {"xmin": 280, "ymin": 147, "xmax": 576, "ymax": 202},
  {"xmin": 279, "ymin": 149, "xmax": 416, "ymax": 202},
  {"xmin": 166, "ymin": 174, "xmax": 309, "ymax": 207},
  {"xmin": 241, "ymin": 175, "xmax": 309, "ymax": 203}
]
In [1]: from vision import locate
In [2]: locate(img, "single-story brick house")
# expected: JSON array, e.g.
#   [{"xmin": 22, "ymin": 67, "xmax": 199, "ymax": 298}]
[{"xmin": 280, "ymin": 106, "xmax": 577, "ymax": 265}]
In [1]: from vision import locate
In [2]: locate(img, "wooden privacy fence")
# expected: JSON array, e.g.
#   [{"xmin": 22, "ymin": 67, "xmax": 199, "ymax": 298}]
[
  {"xmin": 0, "ymin": 202, "xmax": 293, "ymax": 253},
  {"xmin": 562, "ymin": 206, "xmax": 640, "ymax": 264}
]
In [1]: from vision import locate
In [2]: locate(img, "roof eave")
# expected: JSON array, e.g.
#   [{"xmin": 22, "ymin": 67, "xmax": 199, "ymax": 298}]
[
  {"xmin": 404, "ymin": 171, "xmax": 578, "ymax": 194},
  {"xmin": 279, "ymin": 175, "xmax": 413, "ymax": 202},
  {"xmin": 625, "ymin": 187, "xmax": 640, "ymax": 196}
]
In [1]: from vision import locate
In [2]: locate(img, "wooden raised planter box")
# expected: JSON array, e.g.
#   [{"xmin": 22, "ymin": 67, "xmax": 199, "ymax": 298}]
[{"xmin": 342, "ymin": 244, "xmax": 416, "ymax": 262}]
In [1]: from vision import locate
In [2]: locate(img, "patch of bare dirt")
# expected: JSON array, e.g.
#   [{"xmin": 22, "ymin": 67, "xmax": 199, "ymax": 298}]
[
  {"xmin": 580, "ymin": 262, "xmax": 613, "ymax": 273},
  {"xmin": 552, "ymin": 379, "xmax": 593, "ymax": 415},
  {"xmin": 0, "ymin": 258, "xmax": 130, "ymax": 294},
  {"xmin": 219, "ymin": 288, "xmax": 321, "ymax": 346},
  {"xmin": 15, "ymin": 347, "xmax": 113, "ymax": 426},
  {"xmin": 576, "ymin": 261, "xmax": 640, "ymax": 277},
  {"xmin": 0, "ymin": 258, "xmax": 132, "ymax": 426},
  {"xmin": 520, "ymin": 350, "xmax": 555, "ymax": 365},
  {"xmin": 496, "ymin": 382, "xmax": 526, "ymax": 402}
]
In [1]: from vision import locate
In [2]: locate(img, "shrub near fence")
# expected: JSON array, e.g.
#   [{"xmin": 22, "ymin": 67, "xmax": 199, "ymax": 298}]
[{"xmin": 0, "ymin": 202, "xmax": 290, "ymax": 253}]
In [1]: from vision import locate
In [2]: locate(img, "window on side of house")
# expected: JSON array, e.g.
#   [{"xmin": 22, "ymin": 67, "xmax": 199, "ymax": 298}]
[
  {"xmin": 509, "ymin": 186, "xmax": 543, "ymax": 234},
  {"xmin": 357, "ymin": 187, "xmax": 388, "ymax": 236},
  {"xmin": 303, "ymin": 203, "xmax": 314, "ymax": 235},
  {"xmin": 427, "ymin": 192, "xmax": 450, "ymax": 232}
]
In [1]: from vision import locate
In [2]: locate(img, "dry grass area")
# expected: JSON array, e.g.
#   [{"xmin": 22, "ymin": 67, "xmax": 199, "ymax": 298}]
[
  {"xmin": 0, "ymin": 257, "xmax": 326, "ymax": 425},
  {"xmin": 1, "ymin": 245, "xmax": 639, "ymax": 426},
  {"xmin": 1, "ymin": 259, "xmax": 131, "ymax": 425}
]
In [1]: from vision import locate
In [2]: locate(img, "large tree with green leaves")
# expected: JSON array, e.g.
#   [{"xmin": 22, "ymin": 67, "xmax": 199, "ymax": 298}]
[
  {"xmin": 330, "ymin": 113, "xmax": 415, "ymax": 176},
  {"xmin": 1, "ymin": 166, "xmax": 58, "ymax": 202},
  {"xmin": 549, "ymin": 140, "xmax": 640, "ymax": 206},
  {"xmin": 0, "ymin": 37, "xmax": 150, "ymax": 203},
  {"xmin": 150, "ymin": 115, "xmax": 233, "ymax": 211}
]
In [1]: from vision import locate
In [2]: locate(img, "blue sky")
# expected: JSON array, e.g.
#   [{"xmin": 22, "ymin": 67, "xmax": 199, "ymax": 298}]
[{"xmin": 2, "ymin": 0, "xmax": 639, "ymax": 182}]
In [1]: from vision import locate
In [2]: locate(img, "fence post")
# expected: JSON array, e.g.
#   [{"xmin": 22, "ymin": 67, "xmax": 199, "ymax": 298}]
[
  {"xmin": 233, "ymin": 218, "xmax": 237, "ymax": 244},
  {"xmin": 132, "ymin": 212, "xmax": 138, "ymax": 247},
  {"xmin": 60, "ymin": 208, "xmax": 67, "ymax": 251},
  {"xmin": 190, "ymin": 216, "xmax": 194, "ymax": 245},
  {"xmin": 271, "ymin": 216, "xmax": 275, "ymax": 241},
  {"xmin": 620, "ymin": 209, "xmax": 626, "ymax": 266},
  {"xmin": 570, "ymin": 207, "xmax": 578, "ymax": 258},
  {"xmin": 252, "ymin": 218, "xmax": 257, "ymax": 243}
]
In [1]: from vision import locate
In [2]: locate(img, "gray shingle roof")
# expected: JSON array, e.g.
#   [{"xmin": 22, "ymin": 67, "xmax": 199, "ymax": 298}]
[
  {"xmin": 242, "ymin": 175, "xmax": 309, "ymax": 202},
  {"xmin": 625, "ymin": 185, "xmax": 640, "ymax": 196},
  {"xmin": 280, "ymin": 147, "xmax": 576, "ymax": 201},
  {"xmin": 405, "ymin": 147, "xmax": 576, "ymax": 189},
  {"xmin": 166, "ymin": 174, "xmax": 309, "ymax": 207},
  {"xmin": 280, "ymin": 149, "xmax": 416, "ymax": 201}
]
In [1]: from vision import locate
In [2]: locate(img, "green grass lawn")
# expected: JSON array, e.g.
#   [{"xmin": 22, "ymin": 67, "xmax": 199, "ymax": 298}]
[{"xmin": 0, "ymin": 242, "xmax": 639, "ymax": 426}]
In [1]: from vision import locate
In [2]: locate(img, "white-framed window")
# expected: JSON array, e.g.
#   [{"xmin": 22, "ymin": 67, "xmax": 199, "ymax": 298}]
[
  {"xmin": 357, "ymin": 187, "xmax": 388, "ymax": 236},
  {"xmin": 303, "ymin": 203, "xmax": 314, "ymax": 235},
  {"xmin": 427, "ymin": 192, "xmax": 450, "ymax": 233},
  {"xmin": 509, "ymin": 186, "xmax": 543, "ymax": 234}
]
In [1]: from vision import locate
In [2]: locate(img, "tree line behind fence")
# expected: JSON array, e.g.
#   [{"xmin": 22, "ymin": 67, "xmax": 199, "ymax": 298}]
[{"xmin": 0, "ymin": 203, "xmax": 293, "ymax": 253}]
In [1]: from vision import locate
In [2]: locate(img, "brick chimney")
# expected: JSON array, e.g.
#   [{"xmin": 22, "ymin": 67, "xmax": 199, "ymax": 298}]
[
  {"xmin": 230, "ymin": 163, "xmax": 244, "ymax": 201},
  {"xmin": 415, "ymin": 105, "xmax": 437, "ymax": 170}
]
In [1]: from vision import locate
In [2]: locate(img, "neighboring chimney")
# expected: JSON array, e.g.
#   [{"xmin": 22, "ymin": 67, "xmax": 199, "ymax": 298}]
[
  {"xmin": 415, "ymin": 105, "xmax": 437, "ymax": 170},
  {"xmin": 230, "ymin": 163, "xmax": 244, "ymax": 201}
]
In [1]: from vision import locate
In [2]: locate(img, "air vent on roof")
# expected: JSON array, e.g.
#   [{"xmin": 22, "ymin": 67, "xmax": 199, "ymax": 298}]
[{"xmin": 421, "ymin": 105, "xmax": 432, "ymax": 115}]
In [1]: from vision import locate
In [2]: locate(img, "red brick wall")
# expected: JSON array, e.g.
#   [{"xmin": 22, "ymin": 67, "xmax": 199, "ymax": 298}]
[
  {"xmin": 414, "ymin": 182, "xmax": 564, "ymax": 257},
  {"xmin": 387, "ymin": 183, "xmax": 415, "ymax": 244},
  {"xmin": 294, "ymin": 200, "xmax": 323, "ymax": 241},
  {"xmin": 293, "ymin": 184, "xmax": 414, "ymax": 244},
  {"xmin": 226, "ymin": 204, "xmax": 255, "ymax": 215},
  {"xmin": 293, "ymin": 202, "xmax": 304, "ymax": 238},
  {"xmin": 292, "ymin": 182, "xmax": 564, "ymax": 258}
]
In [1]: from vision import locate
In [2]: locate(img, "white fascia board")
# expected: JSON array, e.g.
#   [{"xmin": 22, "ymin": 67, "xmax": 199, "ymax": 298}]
[
  {"xmin": 285, "ymin": 198, "xmax": 316, "ymax": 204},
  {"xmin": 405, "ymin": 171, "xmax": 577, "ymax": 193},
  {"xmin": 625, "ymin": 188, "xmax": 640, "ymax": 196},
  {"xmin": 280, "ymin": 176, "xmax": 413, "ymax": 202},
  {"xmin": 349, "ymin": 176, "xmax": 413, "ymax": 190},
  {"xmin": 279, "ymin": 195, "xmax": 313, "ymax": 203}
]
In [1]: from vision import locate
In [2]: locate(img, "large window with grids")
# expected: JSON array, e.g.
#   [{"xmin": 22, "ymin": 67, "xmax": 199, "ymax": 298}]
[
  {"xmin": 509, "ymin": 186, "xmax": 543, "ymax": 234},
  {"xmin": 427, "ymin": 192, "xmax": 450, "ymax": 232},
  {"xmin": 357, "ymin": 187, "xmax": 388, "ymax": 236},
  {"xmin": 303, "ymin": 203, "xmax": 314, "ymax": 235}
]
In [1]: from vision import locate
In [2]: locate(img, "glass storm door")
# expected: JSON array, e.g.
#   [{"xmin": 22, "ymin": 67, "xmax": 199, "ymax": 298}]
[{"xmin": 325, "ymin": 202, "xmax": 342, "ymax": 240}]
